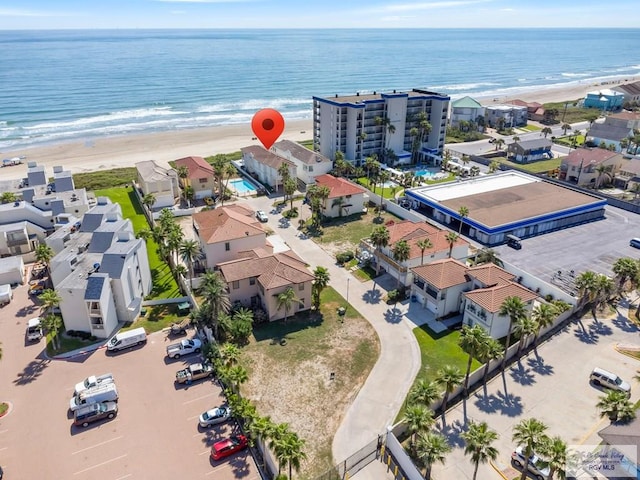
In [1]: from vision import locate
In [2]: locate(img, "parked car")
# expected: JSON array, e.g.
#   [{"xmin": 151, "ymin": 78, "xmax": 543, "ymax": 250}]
[
  {"xmin": 630, "ymin": 238, "xmax": 640, "ymax": 249},
  {"xmin": 256, "ymin": 210, "xmax": 268, "ymax": 222},
  {"xmin": 590, "ymin": 367, "xmax": 631, "ymax": 395},
  {"xmin": 199, "ymin": 406, "xmax": 231, "ymax": 428},
  {"xmin": 210, "ymin": 434, "xmax": 248, "ymax": 461},
  {"xmin": 106, "ymin": 327, "xmax": 147, "ymax": 352},
  {"xmin": 169, "ymin": 317, "xmax": 190, "ymax": 336},
  {"xmin": 73, "ymin": 401, "xmax": 118, "ymax": 428},
  {"xmin": 166, "ymin": 338, "xmax": 202, "ymax": 359},
  {"xmin": 69, "ymin": 383, "xmax": 119, "ymax": 412},
  {"xmin": 204, "ymin": 197, "xmax": 215, "ymax": 206},
  {"xmin": 74, "ymin": 373, "xmax": 114, "ymax": 395},
  {"xmin": 175, "ymin": 362, "xmax": 213, "ymax": 384},
  {"xmin": 511, "ymin": 446, "xmax": 549, "ymax": 480},
  {"xmin": 26, "ymin": 317, "xmax": 43, "ymax": 342}
]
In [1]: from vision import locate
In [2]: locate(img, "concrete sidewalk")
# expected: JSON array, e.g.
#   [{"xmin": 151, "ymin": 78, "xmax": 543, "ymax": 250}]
[{"xmin": 242, "ymin": 195, "xmax": 422, "ymax": 463}]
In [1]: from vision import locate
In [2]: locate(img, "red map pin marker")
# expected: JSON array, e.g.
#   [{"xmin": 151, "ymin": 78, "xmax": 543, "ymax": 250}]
[{"xmin": 251, "ymin": 108, "xmax": 285, "ymax": 150}]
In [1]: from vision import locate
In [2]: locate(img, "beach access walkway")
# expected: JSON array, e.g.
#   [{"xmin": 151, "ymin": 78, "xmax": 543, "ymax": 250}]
[{"xmin": 241, "ymin": 195, "xmax": 422, "ymax": 465}]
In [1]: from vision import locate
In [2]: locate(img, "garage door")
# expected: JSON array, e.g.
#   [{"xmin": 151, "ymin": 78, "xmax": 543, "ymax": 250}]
[
  {"xmin": 426, "ymin": 300, "xmax": 437, "ymax": 313},
  {"xmin": 195, "ymin": 189, "xmax": 213, "ymax": 200}
]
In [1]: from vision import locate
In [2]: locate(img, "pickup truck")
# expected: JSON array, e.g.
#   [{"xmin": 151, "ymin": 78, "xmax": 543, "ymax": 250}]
[
  {"xmin": 175, "ymin": 362, "xmax": 214, "ymax": 384},
  {"xmin": 166, "ymin": 338, "xmax": 202, "ymax": 359},
  {"xmin": 75, "ymin": 373, "xmax": 115, "ymax": 395}
]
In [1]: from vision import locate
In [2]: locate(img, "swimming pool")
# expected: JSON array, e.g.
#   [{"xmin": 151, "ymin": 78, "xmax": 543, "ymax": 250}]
[
  {"xmin": 413, "ymin": 169, "xmax": 436, "ymax": 178},
  {"xmin": 230, "ymin": 178, "xmax": 257, "ymax": 194}
]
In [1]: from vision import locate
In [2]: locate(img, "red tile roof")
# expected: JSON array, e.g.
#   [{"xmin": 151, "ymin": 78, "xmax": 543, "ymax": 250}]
[
  {"xmin": 562, "ymin": 147, "xmax": 620, "ymax": 168},
  {"xmin": 218, "ymin": 251, "xmax": 313, "ymax": 290},
  {"xmin": 314, "ymin": 174, "xmax": 366, "ymax": 199},
  {"xmin": 463, "ymin": 282, "xmax": 538, "ymax": 313},
  {"xmin": 466, "ymin": 263, "xmax": 515, "ymax": 287},
  {"xmin": 174, "ymin": 156, "xmax": 214, "ymax": 179},
  {"xmin": 412, "ymin": 258, "xmax": 469, "ymax": 289},
  {"xmin": 193, "ymin": 205, "xmax": 263, "ymax": 244},
  {"xmin": 387, "ymin": 221, "xmax": 468, "ymax": 260}
]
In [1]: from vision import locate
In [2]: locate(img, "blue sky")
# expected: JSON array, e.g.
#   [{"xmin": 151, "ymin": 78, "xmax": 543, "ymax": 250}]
[{"xmin": 1, "ymin": 0, "xmax": 639, "ymax": 29}]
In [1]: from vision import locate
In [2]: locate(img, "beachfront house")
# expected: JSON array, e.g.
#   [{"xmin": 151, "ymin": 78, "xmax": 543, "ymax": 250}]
[
  {"xmin": 484, "ymin": 104, "xmax": 528, "ymax": 129},
  {"xmin": 313, "ymin": 174, "xmax": 367, "ymax": 218},
  {"xmin": 587, "ymin": 112, "xmax": 640, "ymax": 152},
  {"xmin": 583, "ymin": 89, "xmax": 625, "ymax": 111},
  {"xmin": 192, "ymin": 204, "xmax": 269, "ymax": 270},
  {"xmin": 361, "ymin": 220, "xmax": 469, "ymax": 288},
  {"xmin": 560, "ymin": 147, "xmax": 624, "ymax": 186},
  {"xmin": 313, "ymin": 89, "xmax": 450, "ymax": 166},
  {"xmin": 507, "ymin": 99, "xmax": 546, "ymax": 122},
  {"xmin": 449, "ymin": 96, "xmax": 485, "ymax": 128},
  {"xmin": 217, "ymin": 250, "xmax": 314, "ymax": 322},
  {"xmin": 612, "ymin": 80, "xmax": 640, "ymax": 106},
  {"xmin": 174, "ymin": 156, "xmax": 216, "ymax": 200},
  {"xmin": 241, "ymin": 145, "xmax": 296, "ymax": 192},
  {"xmin": 135, "ymin": 160, "xmax": 179, "ymax": 209},
  {"xmin": 507, "ymin": 138, "xmax": 553, "ymax": 163},
  {"xmin": 272, "ymin": 139, "xmax": 332, "ymax": 190}
]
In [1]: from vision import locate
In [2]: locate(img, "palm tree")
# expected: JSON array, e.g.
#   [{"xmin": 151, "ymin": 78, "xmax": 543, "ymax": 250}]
[
  {"xmin": 174, "ymin": 263, "xmax": 187, "ymax": 281},
  {"xmin": 312, "ymin": 266, "xmax": 330, "ymax": 310},
  {"xmin": 332, "ymin": 196, "xmax": 347, "ymax": 218},
  {"xmin": 561, "ymin": 123, "xmax": 572, "ymax": 135},
  {"xmin": 435, "ymin": 365, "xmax": 464, "ymax": 417},
  {"xmin": 494, "ymin": 138, "xmax": 505, "ymax": 151},
  {"xmin": 281, "ymin": 432, "xmax": 306, "ymax": 480},
  {"xmin": 219, "ymin": 342, "xmax": 241, "ymax": 368},
  {"xmin": 458, "ymin": 325, "xmax": 490, "ymax": 393},
  {"xmin": 42, "ymin": 314, "xmax": 63, "ymax": 351},
  {"xmin": 34, "ymin": 243, "xmax": 54, "ymax": 276},
  {"xmin": 539, "ymin": 436, "xmax": 567, "ymax": 480},
  {"xmin": 499, "ymin": 296, "xmax": 527, "ymax": 369},
  {"xmin": 176, "ymin": 165, "xmax": 190, "ymax": 188},
  {"xmin": 457, "ymin": 206, "xmax": 469, "ymax": 235},
  {"xmin": 403, "ymin": 404, "xmax": 435, "ymax": 450},
  {"xmin": 269, "ymin": 423, "xmax": 292, "ymax": 476},
  {"xmin": 512, "ymin": 135, "xmax": 521, "ymax": 143},
  {"xmin": 512, "ymin": 418, "xmax": 549, "ymax": 480},
  {"xmin": 593, "ymin": 274, "xmax": 615, "ymax": 320},
  {"xmin": 461, "ymin": 421, "xmax": 500, "ymax": 480},
  {"xmin": 488, "ymin": 160, "xmax": 501, "ymax": 174},
  {"xmin": 39, "ymin": 288, "xmax": 61, "ymax": 317},
  {"xmin": 474, "ymin": 248, "xmax": 503, "ymax": 267},
  {"xmin": 179, "ymin": 239, "xmax": 202, "ymax": 290},
  {"xmin": 596, "ymin": 390, "xmax": 636, "ymax": 423},
  {"xmin": 247, "ymin": 415, "xmax": 274, "ymax": 469},
  {"xmin": 410, "ymin": 126, "xmax": 421, "ymax": 163},
  {"xmin": 416, "ymin": 238, "xmax": 433, "ymax": 266},
  {"xmin": 284, "ymin": 177, "xmax": 297, "ymax": 211},
  {"xmin": 594, "ymin": 164, "xmax": 612, "ymax": 189},
  {"xmin": 200, "ymin": 271, "xmax": 231, "ymax": 338},
  {"xmin": 513, "ymin": 316, "xmax": 537, "ymax": 355},
  {"xmin": 276, "ymin": 287, "xmax": 300, "ymax": 323},
  {"xmin": 415, "ymin": 111, "xmax": 432, "ymax": 151},
  {"xmin": 370, "ymin": 225, "xmax": 390, "ymax": 275},
  {"xmin": 409, "ymin": 379, "xmax": 441, "ymax": 407},
  {"xmin": 479, "ymin": 338, "xmax": 504, "ymax": 386},
  {"xmin": 226, "ymin": 364, "xmax": 248, "ymax": 393},
  {"xmin": 540, "ymin": 127, "xmax": 553, "ymax": 138},
  {"xmin": 612, "ymin": 257, "xmax": 640, "ymax": 295},
  {"xmin": 142, "ymin": 193, "xmax": 156, "ymax": 210},
  {"xmin": 531, "ymin": 303, "xmax": 558, "ymax": 348},
  {"xmin": 575, "ymin": 270, "xmax": 598, "ymax": 311},
  {"xmin": 415, "ymin": 431, "xmax": 451, "ymax": 480},
  {"xmin": 445, "ymin": 231, "xmax": 459, "ymax": 258},
  {"xmin": 391, "ymin": 240, "xmax": 410, "ymax": 288},
  {"xmin": 212, "ymin": 156, "xmax": 229, "ymax": 200}
]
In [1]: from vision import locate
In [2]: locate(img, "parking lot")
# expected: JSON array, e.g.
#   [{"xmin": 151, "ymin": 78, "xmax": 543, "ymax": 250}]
[
  {"xmin": 433, "ymin": 301, "xmax": 640, "ymax": 479},
  {"xmin": 495, "ymin": 204, "xmax": 640, "ymax": 285},
  {"xmin": 0, "ymin": 282, "xmax": 260, "ymax": 480}
]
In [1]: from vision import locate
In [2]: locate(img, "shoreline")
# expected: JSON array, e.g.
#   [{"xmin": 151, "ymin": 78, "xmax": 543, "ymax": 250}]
[{"xmin": 2, "ymin": 77, "xmax": 638, "ymax": 181}]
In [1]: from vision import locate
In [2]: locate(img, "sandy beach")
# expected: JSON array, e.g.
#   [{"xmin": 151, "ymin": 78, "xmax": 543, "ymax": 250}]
[{"xmin": 2, "ymin": 77, "xmax": 638, "ymax": 182}]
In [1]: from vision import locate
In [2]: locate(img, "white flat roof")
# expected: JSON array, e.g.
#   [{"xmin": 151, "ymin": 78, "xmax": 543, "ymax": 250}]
[{"xmin": 411, "ymin": 171, "xmax": 538, "ymax": 202}]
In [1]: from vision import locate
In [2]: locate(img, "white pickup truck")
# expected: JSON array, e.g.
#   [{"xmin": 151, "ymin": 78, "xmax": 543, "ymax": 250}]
[
  {"xmin": 75, "ymin": 373, "xmax": 114, "ymax": 395},
  {"xmin": 166, "ymin": 338, "xmax": 202, "ymax": 359}
]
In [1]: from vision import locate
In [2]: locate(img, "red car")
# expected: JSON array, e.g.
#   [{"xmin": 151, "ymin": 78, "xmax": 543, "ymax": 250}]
[{"xmin": 210, "ymin": 434, "xmax": 248, "ymax": 461}]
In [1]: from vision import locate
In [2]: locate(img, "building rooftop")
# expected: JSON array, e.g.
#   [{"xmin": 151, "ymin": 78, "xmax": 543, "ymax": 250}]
[
  {"xmin": 385, "ymin": 220, "xmax": 467, "ymax": 260},
  {"xmin": 273, "ymin": 139, "xmax": 331, "ymax": 165},
  {"xmin": 193, "ymin": 205, "xmax": 263, "ymax": 245},
  {"xmin": 136, "ymin": 160, "xmax": 177, "ymax": 182},
  {"xmin": 315, "ymin": 88, "xmax": 449, "ymax": 106},
  {"xmin": 452, "ymin": 96, "xmax": 483, "ymax": 109},
  {"xmin": 174, "ymin": 156, "xmax": 214, "ymax": 179},
  {"xmin": 464, "ymin": 281, "xmax": 538, "ymax": 313},
  {"xmin": 314, "ymin": 174, "xmax": 366, "ymax": 199},
  {"xmin": 511, "ymin": 138, "xmax": 552, "ymax": 151},
  {"xmin": 562, "ymin": 147, "xmax": 622, "ymax": 167},
  {"xmin": 241, "ymin": 145, "xmax": 295, "ymax": 170},
  {"xmin": 412, "ymin": 258, "xmax": 469, "ymax": 289},
  {"xmin": 407, "ymin": 171, "xmax": 604, "ymax": 230}
]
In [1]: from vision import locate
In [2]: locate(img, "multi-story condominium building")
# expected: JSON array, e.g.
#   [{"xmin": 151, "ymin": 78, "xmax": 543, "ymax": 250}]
[{"xmin": 313, "ymin": 89, "xmax": 450, "ymax": 167}]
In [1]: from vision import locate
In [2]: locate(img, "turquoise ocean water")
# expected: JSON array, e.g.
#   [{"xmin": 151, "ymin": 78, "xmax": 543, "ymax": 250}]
[{"xmin": 1, "ymin": 29, "xmax": 639, "ymax": 151}]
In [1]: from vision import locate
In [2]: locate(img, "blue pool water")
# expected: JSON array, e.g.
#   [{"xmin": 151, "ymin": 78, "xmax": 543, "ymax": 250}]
[
  {"xmin": 413, "ymin": 169, "xmax": 436, "ymax": 178},
  {"xmin": 230, "ymin": 178, "xmax": 257, "ymax": 194}
]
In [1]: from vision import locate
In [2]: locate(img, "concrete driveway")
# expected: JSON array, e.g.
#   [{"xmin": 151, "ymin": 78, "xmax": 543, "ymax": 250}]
[
  {"xmin": 432, "ymin": 302, "xmax": 640, "ymax": 480},
  {"xmin": 0, "ymin": 281, "xmax": 260, "ymax": 479}
]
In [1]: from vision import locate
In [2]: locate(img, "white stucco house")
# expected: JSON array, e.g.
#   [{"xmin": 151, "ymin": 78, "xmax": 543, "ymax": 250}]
[
  {"xmin": 313, "ymin": 174, "xmax": 367, "ymax": 218},
  {"xmin": 136, "ymin": 160, "xmax": 179, "ymax": 209},
  {"xmin": 272, "ymin": 139, "xmax": 333, "ymax": 189},
  {"xmin": 241, "ymin": 145, "xmax": 296, "ymax": 192}
]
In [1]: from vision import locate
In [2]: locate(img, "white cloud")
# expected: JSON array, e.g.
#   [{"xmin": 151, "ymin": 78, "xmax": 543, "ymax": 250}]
[
  {"xmin": 154, "ymin": 0, "xmax": 254, "ymax": 3},
  {"xmin": 0, "ymin": 8, "xmax": 76, "ymax": 17},
  {"xmin": 375, "ymin": 0, "xmax": 494, "ymax": 13}
]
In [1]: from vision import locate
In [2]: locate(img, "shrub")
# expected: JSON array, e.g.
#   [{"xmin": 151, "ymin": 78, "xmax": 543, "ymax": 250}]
[
  {"xmin": 283, "ymin": 207, "xmax": 299, "ymax": 219},
  {"xmin": 336, "ymin": 250, "xmax": 355, "ymax": 265}
]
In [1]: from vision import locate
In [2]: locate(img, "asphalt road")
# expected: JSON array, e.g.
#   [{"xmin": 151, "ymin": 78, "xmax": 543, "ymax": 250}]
[{"xmin": 0, "ymin": 281, "xmax": 260, "ymax": 480}]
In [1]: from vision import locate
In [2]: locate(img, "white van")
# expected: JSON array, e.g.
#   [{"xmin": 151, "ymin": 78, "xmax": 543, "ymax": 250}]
[
  {"xmin": 590, "ymin": 367, "xmax": 631, "ymax": 396},
  {"xmin": 69, "ymin": 383, "xmax": 119, "ymax": 411},
  {"xmin": 106, "ymin": 327, "xmax": 147, "ymax": 352}
]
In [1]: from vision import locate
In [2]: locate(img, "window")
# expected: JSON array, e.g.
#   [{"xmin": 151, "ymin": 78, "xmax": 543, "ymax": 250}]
[
  {"xmin": 232, "ymin": 280, "xmax": 240, "ymax": 290},
  {"xmin": 198, "ymin": 177, "xmax": 208, "ymax": 183},
  {"xmin": 225, "ymin": 242, "xmax": 230, "ymax": 251},
  {"xmin": 298, "ymin": 283, "xmax": 304, "ymax": 291},
  {"xmin": 249, "ymin": 277, "xmax": 256, "ymax": 286}
]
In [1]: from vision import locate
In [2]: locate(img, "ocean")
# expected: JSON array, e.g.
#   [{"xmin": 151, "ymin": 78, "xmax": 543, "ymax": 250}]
[{"xmin": 1, "ymin": 28, "xmax": 639, "ymax": 151}]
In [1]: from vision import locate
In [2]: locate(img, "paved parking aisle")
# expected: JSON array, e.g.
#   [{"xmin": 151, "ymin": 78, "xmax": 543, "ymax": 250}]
[{"xmin": 0, "ymin": 281, "xmax": 260, "ymax": 479}]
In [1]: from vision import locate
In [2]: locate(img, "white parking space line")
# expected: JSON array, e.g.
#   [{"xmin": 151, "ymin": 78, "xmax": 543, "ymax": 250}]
[
  {"xmin": 199, "ymin": 450, "xmax": 210, "ymax": 456},
  {"xmin": 72, "ymin": 436, "xmax": 123, "ymax": 455},
  {"xmin": 182, "ymin": 393, "xmax": 217, "ymax": 405},
  {"xmin": 73, "ymin": 454, "xmax": 128, "ymax": 475},
  {"xmin": 193, "ymin": 432, "xmax": 202, "ymax": 438},
  {"xmin": 205, "ymin": 463, "xmax": 231, "ymax": 475},
  {"xmin": 114, "ymin": 474, "xmax": 132, "ymax": 480},
  {"xmin": 187, "ymin": 414, "xmax": 200, "ymax": 421},
  {"xmin": 0, "ymin": 430, "xmax": 8, "ymax": 434},
  {"xmin": 0, "ymin": 447, "xmax": 8, "ymax": 452}
]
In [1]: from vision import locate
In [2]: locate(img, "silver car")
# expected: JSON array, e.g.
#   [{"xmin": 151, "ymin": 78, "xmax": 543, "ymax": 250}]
[
  {"xmin": 511, "ymin": 446, "xmax": 550, "ymax": 480},
  {"xmin": 198, "ymin": 406, "xmax": 231, "ymax": 428},
  {"xmin": 256, "ymin": 210, "xmax": 268, "ymax": 222}
]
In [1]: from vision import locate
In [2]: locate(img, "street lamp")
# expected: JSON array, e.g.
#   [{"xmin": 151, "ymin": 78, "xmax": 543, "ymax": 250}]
[{"xmin": 346, "ymin": 278, "xmax": 350, "ymax": 305}]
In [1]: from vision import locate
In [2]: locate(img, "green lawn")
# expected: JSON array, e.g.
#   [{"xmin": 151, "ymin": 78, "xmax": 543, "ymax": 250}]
[
  {"xmin": 500, "ymin": 157, "xmax": 562, "ymax": 174},
  {"xmin": 46, "ymin": 332, "xmax": 100, "ymax": 356},
  {"xmin": 73, "ymin": 167, "xmax": 137, "ymax": 191},
  {"xmin": 519, "ymin": 124, "xmax": 541, "ymax": 132},
  {"xmin": 396, "ymin": 324, "xmax": 480, "ymax": 421},
  {"xmin": 543, "ymin": 101, "xmax": 599, "ymax": 124},
  {"xmin": 554, "ymin": 134, "xmax": 585, "ymax": 147},
  {"xmin": 123, "ymin": 303, "xmax": 182, "ymax": 334},
  {"xmin": 356, "ymin": 177, "xmax": 401, "ymax": 199},
  {"xmin": 95, "ymin": 187, "xmax": 181, "ymax": 300},
  {"xmin": 313, "ymin": 210, "xmax": 401, "ymax": 248}
]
